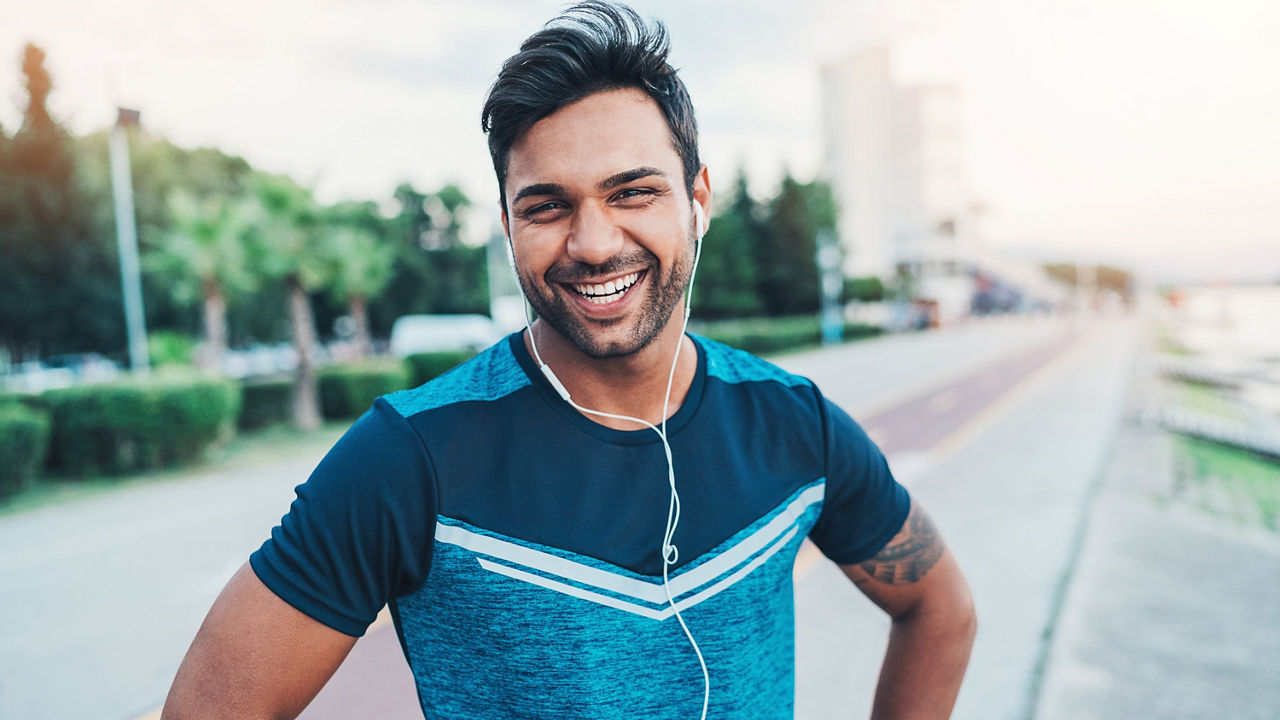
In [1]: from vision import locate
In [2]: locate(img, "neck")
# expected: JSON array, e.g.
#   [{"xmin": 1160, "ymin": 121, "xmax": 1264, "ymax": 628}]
[{"xmin": 525, "ymin": 316, "xmax": 697, "ymax": 430}]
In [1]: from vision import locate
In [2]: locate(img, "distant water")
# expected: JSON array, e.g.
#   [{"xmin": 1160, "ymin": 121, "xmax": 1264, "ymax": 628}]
[{"xmin": 1173, "ymin": 285, "xmax": 1280, "ymax": 362}]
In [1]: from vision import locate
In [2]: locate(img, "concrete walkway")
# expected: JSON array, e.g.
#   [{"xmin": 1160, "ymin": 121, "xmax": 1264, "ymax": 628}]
[
  {"xmin": 1034, "ymin": 350, "xmax": 1280, "ymax": 719},
  {"xmin": 0, "ymin": 433, "xmax": 344, "ymax": 720}
]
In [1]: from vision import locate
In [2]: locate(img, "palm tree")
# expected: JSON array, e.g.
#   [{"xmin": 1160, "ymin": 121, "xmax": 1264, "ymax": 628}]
[
  {"xmin": 145, "ymin": 190, "xmax": 254, "ymax": 373},
  {"xmin": 249, "ymin": 173, "xmax": 329, "ymax": 429},
  {"xmin": 322, "ymin": 223, "xmax": 395, "ymax": 358}
]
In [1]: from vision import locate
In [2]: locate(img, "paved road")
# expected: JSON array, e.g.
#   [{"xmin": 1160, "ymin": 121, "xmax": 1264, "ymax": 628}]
[
  {"xmin": 0, "ymin": 315, "xmax": 1102, "ymax": 720},
  {"xmin": 0, "ymin": 438, "xmax": 343, "ymax": 720}
]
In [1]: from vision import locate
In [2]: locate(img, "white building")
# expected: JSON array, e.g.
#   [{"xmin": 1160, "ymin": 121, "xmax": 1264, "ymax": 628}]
[{"xmin": 822, "ymin": 48, "xmax": 978, "ymax": 324}]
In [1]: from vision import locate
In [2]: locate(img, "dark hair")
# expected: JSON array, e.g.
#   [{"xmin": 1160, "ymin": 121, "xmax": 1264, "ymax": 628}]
[{"xmin": 481, "ymin": 1, "xmax": 699, "ymax": 207}]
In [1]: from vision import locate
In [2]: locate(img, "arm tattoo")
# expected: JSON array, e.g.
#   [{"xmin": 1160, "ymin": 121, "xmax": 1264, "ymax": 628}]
[{"xmin": 858, "ymin": 502, "xmax": 945, "ymax": 585}]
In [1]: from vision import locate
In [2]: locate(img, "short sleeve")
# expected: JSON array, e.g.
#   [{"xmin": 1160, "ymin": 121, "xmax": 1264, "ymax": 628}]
[
  {"xmin": 807, "ymin": 394, "xmax": 910, "ymax": 565},
  {"xmin": 249, "ymin": 397, "xmax": 437, "ymax": 636}
]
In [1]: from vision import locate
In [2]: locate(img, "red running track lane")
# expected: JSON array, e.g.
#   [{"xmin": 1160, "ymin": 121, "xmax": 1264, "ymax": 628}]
[
  {"xmin": 298, "ymin": 615, "xmax": 421, "ymax": 720},
  {"xmin": 296, "ymin": 330, "xmax": 1080, "ymax": 718},
  {"xmin": 860, "ymin": 332, "xmax": 1079, "ymax": 457}
]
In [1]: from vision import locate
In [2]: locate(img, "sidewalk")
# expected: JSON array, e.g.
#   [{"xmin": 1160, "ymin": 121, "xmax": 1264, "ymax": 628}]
[{"xmin": 1034, "ymin": 347, "xmax": 1280, "ymax": 718}]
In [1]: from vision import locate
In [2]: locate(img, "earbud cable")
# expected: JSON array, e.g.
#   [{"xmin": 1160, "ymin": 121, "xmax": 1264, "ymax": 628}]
[{"xmin": 520, "ymin": 214, "xmax": 708, "ymax": 720}]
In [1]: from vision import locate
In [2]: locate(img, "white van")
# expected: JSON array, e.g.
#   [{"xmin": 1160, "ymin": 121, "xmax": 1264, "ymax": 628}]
[{"xmin": 389, "ymin": 314, "xmax": 504, "ymax": 356}]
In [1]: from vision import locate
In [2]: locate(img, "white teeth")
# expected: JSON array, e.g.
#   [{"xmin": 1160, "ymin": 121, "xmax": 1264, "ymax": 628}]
[{"xmin": 573, "ymin": 272, "xmax": 640, "ymax": 300}]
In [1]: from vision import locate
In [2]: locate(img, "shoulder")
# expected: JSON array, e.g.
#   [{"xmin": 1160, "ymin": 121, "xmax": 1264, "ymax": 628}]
[
  {"xmin": 693, "ymin": 334, "xmax": 813, "ymax": 390},
  {"xmin": 383, "ymin": 335, "xmax": 532, "ymax": 420}
]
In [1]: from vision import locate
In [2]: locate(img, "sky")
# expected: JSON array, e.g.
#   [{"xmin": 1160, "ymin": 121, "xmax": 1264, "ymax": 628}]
[{"xmin": 3, "ymin": 0, "xmax": 1278, "ymax": 282}]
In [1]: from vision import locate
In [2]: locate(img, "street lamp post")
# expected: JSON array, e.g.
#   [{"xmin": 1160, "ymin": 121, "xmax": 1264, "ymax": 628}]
[
  {"xmin": 817, "ymin": 228, "xmax": 844, "ymax": 346},
  {"xmin": 108, "ymin": 107, "xmax": 149, "ymax": 373}
]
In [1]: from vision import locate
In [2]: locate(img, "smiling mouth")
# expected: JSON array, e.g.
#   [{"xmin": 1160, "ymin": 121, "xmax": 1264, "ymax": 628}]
[{"xmin": 568, "ymin": 270, "xmax": 644, "ymax": 305}]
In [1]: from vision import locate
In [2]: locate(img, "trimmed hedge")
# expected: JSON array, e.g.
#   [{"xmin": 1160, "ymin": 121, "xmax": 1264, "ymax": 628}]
[
  {"xmin": 239, "ymin": 376, "xmax": 293, "ymax": 431},
  {"xmin": 318, "ymin": 361, "xmax": 410, "ymax": 420},
  {"xmin": 843, "ymin": 322, "xmax": 884, "ymax": 342},
  {"xmin": 692, "ymin": 316, "xmax": 883, "ymax": 355},
  {"xmin": 404, "ymin": 351, "xmax": 475, "ymax": 388},
  {"xmin": 44, "ymin": 375, "xmax": 240, "ymax": 477},
  {"xmin": 0, "ymin": 402, "xmax": 51, "ymax": 497}
]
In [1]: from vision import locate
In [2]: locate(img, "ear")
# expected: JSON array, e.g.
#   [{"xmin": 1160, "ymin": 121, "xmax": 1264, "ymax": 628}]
[
  {"xmin": 691, "ymin": 165, "xmax": 712, "ymax": 237},
  {"xmin": 498, "ymin": 203, "xmax": 517, "ymax": 269}
]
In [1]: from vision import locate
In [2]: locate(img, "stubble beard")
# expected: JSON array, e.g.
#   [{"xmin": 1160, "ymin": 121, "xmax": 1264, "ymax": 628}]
[{"xmin": 518, "ymin": 237, "xmax": 695, "ymax": 360}]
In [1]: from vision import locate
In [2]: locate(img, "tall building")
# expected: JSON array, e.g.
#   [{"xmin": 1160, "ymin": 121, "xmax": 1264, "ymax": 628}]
[
  {"xmin": 822, "ymin": 47, "xmax": 895, "ymax": 278},
  {"xmin": 822, "ymin": 47, "xmax": 978, "ymax": 323}
]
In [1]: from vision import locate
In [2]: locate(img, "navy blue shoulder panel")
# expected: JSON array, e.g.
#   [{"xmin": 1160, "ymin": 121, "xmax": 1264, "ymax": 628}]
[
  {"xmin": 250, "ymin": 398, "xmax": 437, "ymax": 636},
  {"xmin": 694, "ymin": 334, "xmax": 908, "ymax": 565},
  {"xmin": 411, "ymin": 336, "xmax": 831, "ymax": 576},
  {"xmin": 808, "ymin": 396, "xmax": 910, "ymax": 564}
]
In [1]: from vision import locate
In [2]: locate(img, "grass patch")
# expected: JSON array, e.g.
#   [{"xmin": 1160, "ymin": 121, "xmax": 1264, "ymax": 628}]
[
  {"xmin": 1154, "ymin": 325, "xmax": 1194, "ymax": 356},
  {"xmin": 0, "ymin": 421, "xmax": 347, "ymax": 519},
  {"xmin": 1174, "ymin": 382, "xmax": 1245, "ymax": 421},
  {"xmin": 1172, "ymin": 436, "xmax": 1280, "ymax": 532}
]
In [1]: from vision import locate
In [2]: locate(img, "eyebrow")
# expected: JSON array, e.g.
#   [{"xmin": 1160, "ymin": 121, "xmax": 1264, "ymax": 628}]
[
  {"xmin": 598, "ymin": 166, "xmax": 666, "ymax": 191},
  {"xmin": 511, "ymin": 183, "xmax": 567, "ymax": 206},
  {"xmin": 510, "ymin": 166, "xmax": 668, "ymax": 206}
]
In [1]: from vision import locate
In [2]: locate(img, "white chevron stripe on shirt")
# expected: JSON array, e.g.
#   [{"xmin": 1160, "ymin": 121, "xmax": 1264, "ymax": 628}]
[
  {"xmin": 432, "ymin": 481, "xmax": 824, "ymax": 614},
  {"xmin": 478, "ymin": 525, "xmax": 800, "ymax": 620}
]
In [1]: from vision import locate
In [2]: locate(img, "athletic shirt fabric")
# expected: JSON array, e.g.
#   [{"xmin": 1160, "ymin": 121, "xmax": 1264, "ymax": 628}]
[{"xmin": 250, "ymin": 332, "xmax": 910, "ymax": 718}]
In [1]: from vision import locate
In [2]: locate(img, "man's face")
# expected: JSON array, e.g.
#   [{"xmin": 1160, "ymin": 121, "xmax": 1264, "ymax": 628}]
[{"xmin": 502, "ymin": 87, "xmax": 708, "ymax": 359}]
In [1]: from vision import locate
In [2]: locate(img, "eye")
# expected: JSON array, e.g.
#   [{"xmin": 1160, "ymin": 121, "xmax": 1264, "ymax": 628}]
[
  {"xmin": 612, "ymin": 187, "xmax": 656, "ymax": 204},
  {"xmin": 521, "ymin": 201, "xmax": 568, "ymax": 221}
]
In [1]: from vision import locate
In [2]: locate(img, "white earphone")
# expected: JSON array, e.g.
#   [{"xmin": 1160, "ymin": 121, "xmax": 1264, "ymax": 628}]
[{"xmin": 510, "ymin": 200, "xmax": 711, "ymax": 719}]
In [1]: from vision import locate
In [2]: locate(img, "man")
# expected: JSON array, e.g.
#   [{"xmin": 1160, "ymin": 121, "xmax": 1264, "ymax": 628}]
[{"xmin": 163, "ymin": 3, "xmax": 975, "ymax": 718}]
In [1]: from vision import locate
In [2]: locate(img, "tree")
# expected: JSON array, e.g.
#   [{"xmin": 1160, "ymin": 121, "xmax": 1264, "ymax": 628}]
[
  {"xmin": 144, "ymin": 190, "xmax": 256, "ymax": 372},
  {"xmin": 693, "ymin": 170, "xmax": 765, "ymax": 318},
  {"xmin": 319, "ymin": 202, "xmax": 395, "ymax": 358},
  {"xmin": 756, "ymin": 174, "xmax": 836, "ymax": 316},
  {"xmin": 370, "ymin": 182, "xmax": 488, "ymax": 336},
  {"xmin": 249, "ymin": 173, "xmax": 328, "ymax": 429},
  {"xmin": 1043, "ymin": 263, "xmax": 1134, "ymax": 302},
  {"xmin": 0, "ymin": 44, "xmax": 122, "ymax": 360},
  {"xmin": 75, "ymin": 129, "xmax": 258, "ymax": 345}
]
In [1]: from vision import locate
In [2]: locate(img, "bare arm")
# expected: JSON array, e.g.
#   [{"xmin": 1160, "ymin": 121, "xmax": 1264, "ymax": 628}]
[
  {"xmin": 841, "ymin": 499, "xmax": 977, "ymax": 719},
  {"xmin": 161, "ymin": 563, "xmax": 359, "ymax": 720}
]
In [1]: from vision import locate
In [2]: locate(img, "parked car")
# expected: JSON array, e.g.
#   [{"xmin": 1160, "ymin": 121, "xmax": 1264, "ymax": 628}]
[
  {"xmin": 42, "ymin": 353, "xmax": 121, "ymax": 383},
  {"xmin": 389, "ymin": 314, "xmax": 504, "ymax": 356},
  {"xmin": 2, "ymin": 353, "xmax": 120, "ymax": 394},
  {"xmin": 2, "ymin": 361, "xmax": 74, "ymax": 394}
]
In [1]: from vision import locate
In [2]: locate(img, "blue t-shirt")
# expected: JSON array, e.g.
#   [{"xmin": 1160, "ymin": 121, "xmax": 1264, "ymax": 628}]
[{"xmin": 250, "ymin": 332, "xmax": 909, "ymax": 719}]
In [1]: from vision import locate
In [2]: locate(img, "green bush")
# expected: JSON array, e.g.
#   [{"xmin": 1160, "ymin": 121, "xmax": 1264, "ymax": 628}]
[
  {"xmin": 842, "ymin": 276, "xmax": 887, "ymax": 303},
  {"xmin": 0, "ymin": 403, "xmax": 51, "ymax": 497},
  {"xmin": 842, "ymin": 322, "xmax": 884, "ymax": 341},
  {"xmin": 0, "ymin": 391, "xmax": 44, "ymax": 410},
  {"xmin": 692, "ymin": 316, "xmax": 822, "ymax": 355},
  {"xmin": 43, "ymin": 374, "xmax": 240, "ymax": 477},
  {"xmin": 319, "ymin": 361, "xmax": 410, "ymax": 420},
  {"xmin": 404, "ymin": 351, "xmax": 475, "ymax": 388},
  {"xmin": 692, "ymin": 316, "xmax": 884, "ymax": 355},
  {"xmin": 239, "ymin": 376, "xmax": 293, "ymax": 431},
  {"xmin": 148, "ymin": 331, "xmax": 198, "ymax": 368}
]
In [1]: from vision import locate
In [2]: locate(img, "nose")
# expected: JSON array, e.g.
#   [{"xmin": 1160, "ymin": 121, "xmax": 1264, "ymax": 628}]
[{"xmin": 566, "ymin": 203, "xmax": 624, "ymax": 267}]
